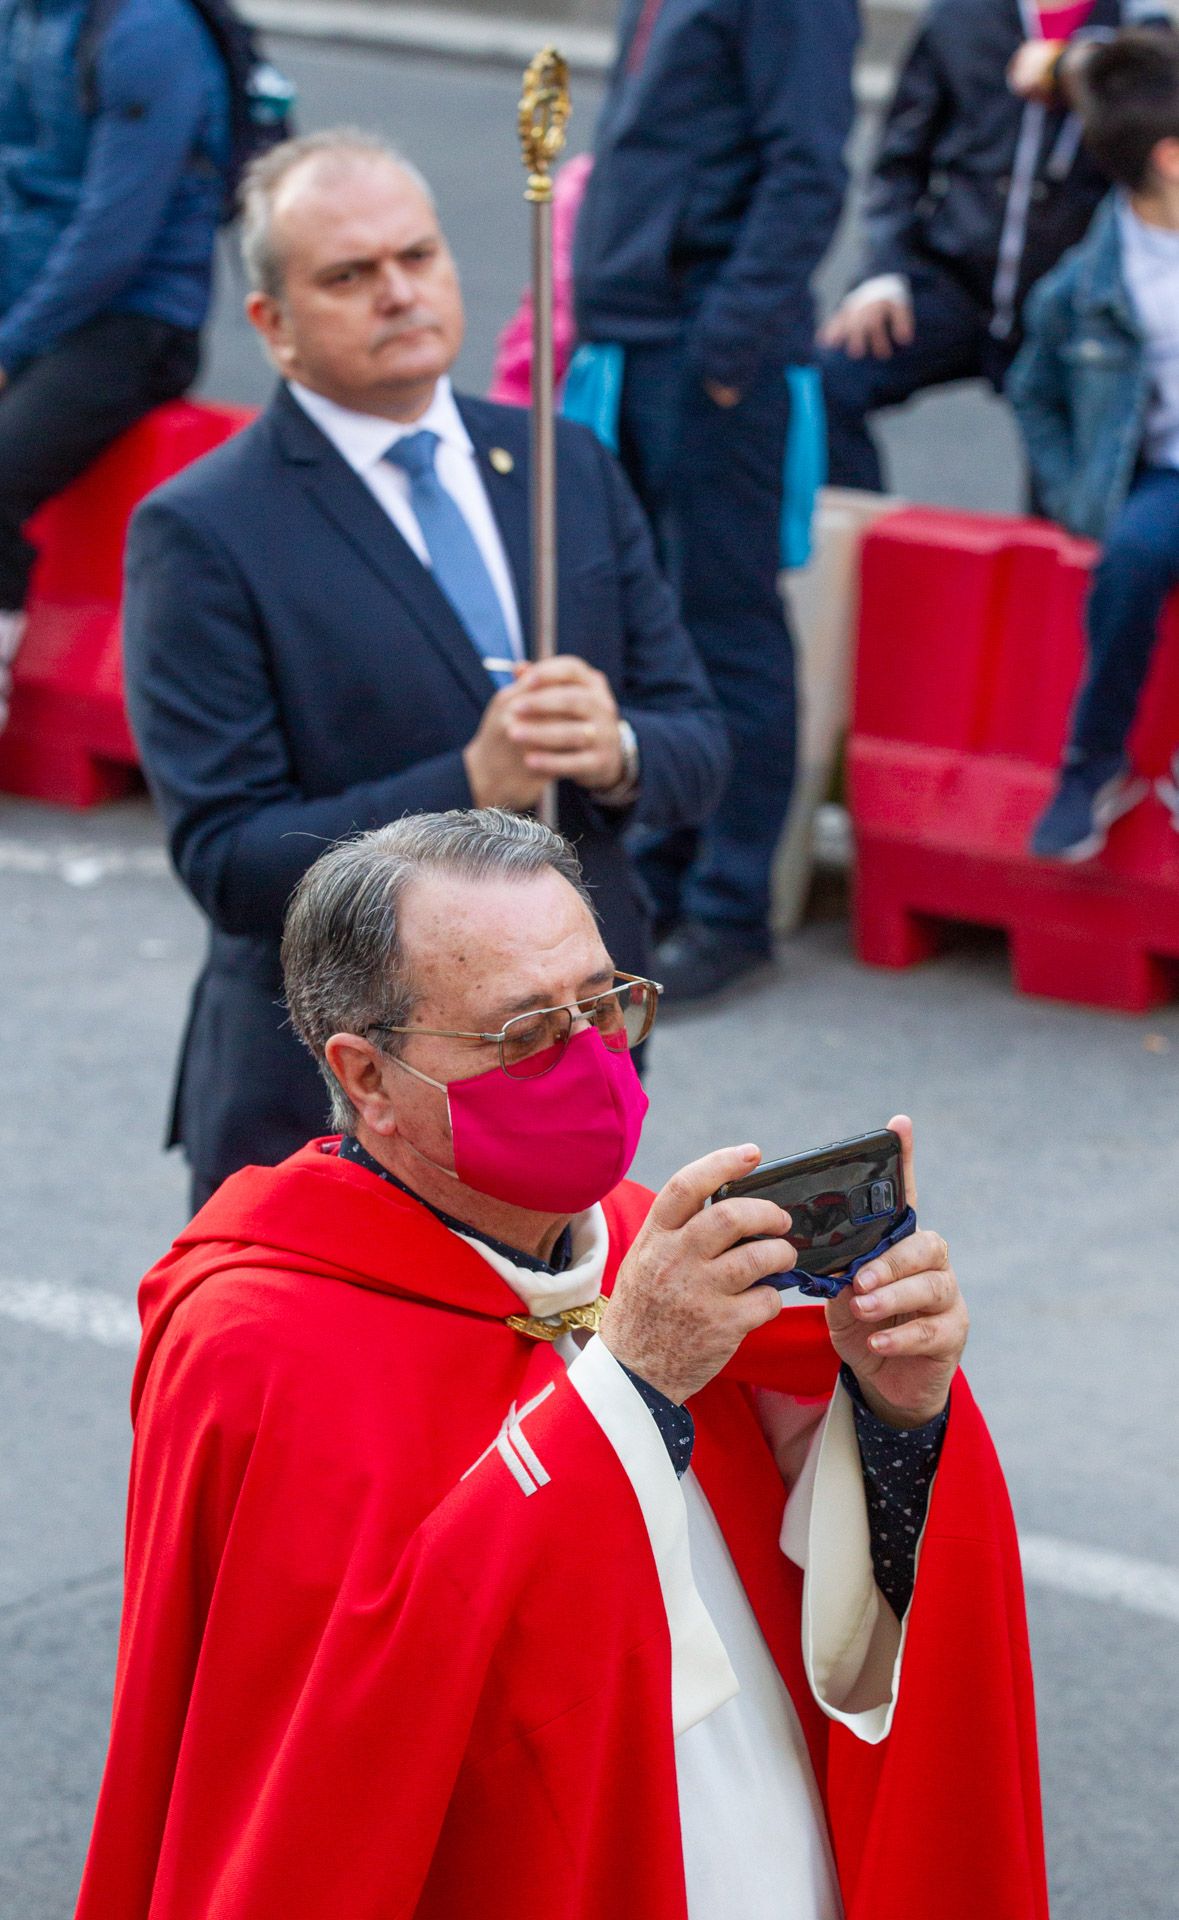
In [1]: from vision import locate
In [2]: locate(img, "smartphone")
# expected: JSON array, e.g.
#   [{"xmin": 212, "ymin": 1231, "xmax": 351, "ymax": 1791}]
[{"xmin": 713, "ymin": 1128, "xmax": 906, "ymax": 1279}]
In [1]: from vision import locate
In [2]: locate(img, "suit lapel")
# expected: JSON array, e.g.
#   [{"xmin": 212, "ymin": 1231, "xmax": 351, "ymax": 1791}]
[
  {"xmin": 269, "ymin": 385, "xmax": 498, "ymax": 713},
  {"xmin": 459, "ymin": 397, "xmax": 535, "ymax": 662}
]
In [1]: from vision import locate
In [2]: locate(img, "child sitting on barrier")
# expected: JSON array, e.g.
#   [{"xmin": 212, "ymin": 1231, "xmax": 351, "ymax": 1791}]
[{"xmin": 1009, "ymin": 28, "xmax": 1179, "ymax": 862}]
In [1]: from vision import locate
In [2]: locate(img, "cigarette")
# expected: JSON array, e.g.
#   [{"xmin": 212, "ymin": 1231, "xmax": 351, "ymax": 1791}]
[{"xmin": 482, "ymin": 657, "xmax": 522, "ymax": 674}]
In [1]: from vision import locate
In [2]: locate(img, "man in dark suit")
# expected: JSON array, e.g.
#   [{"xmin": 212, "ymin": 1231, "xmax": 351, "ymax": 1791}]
[{"xmin": 123, "ymin": 129, "xmax": 728, "ymax": 1207}]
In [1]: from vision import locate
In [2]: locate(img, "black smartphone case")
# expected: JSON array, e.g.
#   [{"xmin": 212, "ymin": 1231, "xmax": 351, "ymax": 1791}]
[{"xmin": 714, "ymin": 1128, "xmax": 906, "ymax": 1278}]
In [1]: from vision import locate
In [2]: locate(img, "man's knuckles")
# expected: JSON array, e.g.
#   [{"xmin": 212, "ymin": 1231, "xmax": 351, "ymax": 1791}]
[
  {"xmin": 698, "ymin": 1195, "xmax": 785, "ymax": 1250},
  {"xmin": 728, "ymin": 1236, "xmax": 794, "ymax": 1290},
  {"xmin": 857, "ymin": 1264, "xmax": 958, "ymax": 1322},
  {"xmin": 658, "ymin": 1166, "xmax": 705, "ymax": 1221}
]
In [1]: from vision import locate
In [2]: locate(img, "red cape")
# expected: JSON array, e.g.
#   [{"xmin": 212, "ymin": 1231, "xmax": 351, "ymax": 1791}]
[{"xmin": 77, "ymin": 1142, "xmax": 1047, "ymax": 1920}]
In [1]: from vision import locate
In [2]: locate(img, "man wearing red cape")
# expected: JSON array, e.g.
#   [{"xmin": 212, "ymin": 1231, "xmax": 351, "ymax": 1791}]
[{"xmin": 77, "ymin": 808, "xmax": 1048, "ymax": 1920}]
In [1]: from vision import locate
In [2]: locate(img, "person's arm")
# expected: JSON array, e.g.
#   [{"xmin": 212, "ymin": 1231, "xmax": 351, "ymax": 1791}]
[
  {"xmin": 688, "ymin": 0, "xmax": 859, "ymax": 391},
  {"xmin": 1006, "ymin": 268, "xmax": 1078, "ymax": 527},
  {"xmin": 841, "ymin": 1362, "xmax": 947, "ymax": 1619},
  {"xmin": 0, "ymin": 8, "xmax": 220, "ymax": 377},
  {"xmin": 591, "ymin": 433, "xmax": 732, "ymax": 832},
  {"xmin": 123, "ymin": 500, "xmax": 476, "ymax": 942},
  {"xmin": 1009, "ymin": 7, "xmax": 1174, "ymax": 106},
  {"xmin": 856, "ymin": 20, "xmax": 953, "ymax": 286}
]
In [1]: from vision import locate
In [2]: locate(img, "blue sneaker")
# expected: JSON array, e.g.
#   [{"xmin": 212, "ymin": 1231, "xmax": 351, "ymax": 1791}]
[{"xmin": 1031, "ymin": 757, "xmax": 1148, "ymax": 862}]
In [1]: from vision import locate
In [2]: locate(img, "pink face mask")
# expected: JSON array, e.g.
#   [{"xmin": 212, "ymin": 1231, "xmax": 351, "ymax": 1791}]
[{"xmin": 395, "ymin": 1026, "xmax": 649, "ymax": 1214}]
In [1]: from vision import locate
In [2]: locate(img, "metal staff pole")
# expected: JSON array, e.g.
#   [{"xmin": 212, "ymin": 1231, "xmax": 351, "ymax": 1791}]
[{"xmin": 518, "ymin": 48, "xmax": 571, "ymax": 831}]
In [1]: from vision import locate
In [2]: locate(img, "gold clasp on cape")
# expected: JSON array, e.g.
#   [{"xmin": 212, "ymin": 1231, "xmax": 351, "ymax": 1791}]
[{"xmin": 505, "ymin": 1294, "xmax": 608, "ymax": 1342}]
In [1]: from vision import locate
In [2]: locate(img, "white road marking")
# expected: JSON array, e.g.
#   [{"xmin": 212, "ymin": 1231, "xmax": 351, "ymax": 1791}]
[
  {"xmin": 0, "ymin": 1279, "xmax": 140, "ymax": 1348},
  {"xmin": 0, "ymin": 814, "xmax": 856, "ymax": 891},
  {"xmin": 3, "ymin": 1277, "xmax": 1175, "ymax": 1622},
  {"xmin": 0, "ymin": 837, "xmax": 170, "ymax": 885},
  {"xmin": 1019, "ymin": 1533, "xmax": 1179, "ymax": 1628}
]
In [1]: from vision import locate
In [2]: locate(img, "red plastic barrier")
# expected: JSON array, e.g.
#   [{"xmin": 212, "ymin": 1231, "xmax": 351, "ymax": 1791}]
[
  {"xmin": 848, "ymin": 505, "xmax": 1179, "ymax": 1012},
  {"xmin": 0, "ymin": 398, "xmax": 255, "ymax": 807}
]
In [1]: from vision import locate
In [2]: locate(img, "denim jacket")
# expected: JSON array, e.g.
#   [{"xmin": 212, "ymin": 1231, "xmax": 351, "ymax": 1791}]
[{"xmin": 1007, "ymin": 194, "xmax": 1150, "ymax": 543}]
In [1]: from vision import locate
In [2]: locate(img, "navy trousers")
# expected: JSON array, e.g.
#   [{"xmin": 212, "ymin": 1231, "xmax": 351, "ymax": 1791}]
[
  {"xmin": 618, "ymin": 340, "xmax": 795, "ymax": 939},
  {"xmin": 819, "ymin": 261, "xmax": 1014, "ymax": 492},
  {"xmin": 1071, "ymin": 466, "xmax": 1179, "ymax": 761}
]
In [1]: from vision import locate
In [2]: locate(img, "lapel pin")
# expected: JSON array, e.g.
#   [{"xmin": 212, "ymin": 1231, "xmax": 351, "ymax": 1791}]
[{"xmin": 488, "ymin": 447, "xmax": 514, "ymax": 475}]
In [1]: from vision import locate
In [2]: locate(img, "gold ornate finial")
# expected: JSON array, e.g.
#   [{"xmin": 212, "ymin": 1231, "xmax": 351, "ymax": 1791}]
[{"xmin": 518, "ymin": 46, "xmax": 571, "ymax": 204}]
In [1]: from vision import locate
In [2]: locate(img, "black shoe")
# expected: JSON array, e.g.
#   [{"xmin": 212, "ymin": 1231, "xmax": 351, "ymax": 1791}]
[{"xmin": 653, "ymin": 921, "xmax": 771, "ymax": 1005}]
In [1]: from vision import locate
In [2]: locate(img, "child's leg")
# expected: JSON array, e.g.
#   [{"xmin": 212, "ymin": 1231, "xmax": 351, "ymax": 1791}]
[{"xmin": 1070, "ymin": 468, "xmax": 1179, "ymax": 761}]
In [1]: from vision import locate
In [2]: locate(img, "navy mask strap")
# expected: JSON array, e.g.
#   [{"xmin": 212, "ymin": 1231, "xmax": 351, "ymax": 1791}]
[{"xmin": 779, "ymin": 1206, "xmax": 919, "ymax": 1300}]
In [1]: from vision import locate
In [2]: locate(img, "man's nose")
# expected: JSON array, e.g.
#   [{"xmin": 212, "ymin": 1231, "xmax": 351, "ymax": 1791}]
[{"xmin": 376, "ymin": 261, "xmax": 415, "ymax": 307}]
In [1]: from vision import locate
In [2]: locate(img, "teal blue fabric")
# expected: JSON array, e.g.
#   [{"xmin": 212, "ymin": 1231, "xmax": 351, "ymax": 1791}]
[
  {"xmin": 563, "ymin": 343, "xmax": 824, "ymax": 567},
  {"xmin": 781, "ymin": 364, "xmax": 826, "ymax": 569},
  {"xmin": 561, "ymin": 341, "xmax": 625, "ymax": 453}
]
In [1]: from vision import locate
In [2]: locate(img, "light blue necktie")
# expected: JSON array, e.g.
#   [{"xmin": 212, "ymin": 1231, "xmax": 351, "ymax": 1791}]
[{"xmin": 385, "ymin": 430, "xmax": 519, "ymax": 688}]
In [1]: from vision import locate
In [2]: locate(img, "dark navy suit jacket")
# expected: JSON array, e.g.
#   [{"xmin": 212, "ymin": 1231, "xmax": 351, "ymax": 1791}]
[{"xmin": 123, "ymin": 383, "xmax": 729, "ymax": 1187}]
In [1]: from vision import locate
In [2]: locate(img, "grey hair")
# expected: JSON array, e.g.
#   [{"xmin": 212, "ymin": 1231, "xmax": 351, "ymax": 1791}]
[
  {"xmin": 238, "ymin": 128, "xmax": 437, "ymax": 299},
  {"xmin": 282, "ymin": 809, "xmax": 594, "ymax": 1131}
]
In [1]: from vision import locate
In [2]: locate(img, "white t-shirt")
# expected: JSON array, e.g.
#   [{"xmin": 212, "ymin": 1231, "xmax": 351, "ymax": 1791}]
[{"xmin": 1118, "ymin": 198, "xmax": 1179, "ymax": 473}]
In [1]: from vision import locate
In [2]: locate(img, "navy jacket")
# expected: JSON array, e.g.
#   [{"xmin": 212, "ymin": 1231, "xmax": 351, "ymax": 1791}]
[
  {"xmin": 123, "ymin": 385, "xmax": 730, "ymax": 1185},
  {"xmin": 573, "ymin": 0, "xmax": 858, "ymax": 389},
  {"xmin": 858, "ymin": 0, "xmax": 1161, "ymax": 316},
  {"xmin": 1008, "ymin": 195, "xmax": 1149, "ymax": 542},
  {"xmin": 0, "ymin": 0, "xmax": 229, "ymax": 375}
]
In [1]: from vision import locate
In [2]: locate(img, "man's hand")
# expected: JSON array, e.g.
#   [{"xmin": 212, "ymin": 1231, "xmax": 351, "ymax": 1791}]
[
  {"xmin": 820, "ymin": 291, "xmax": 915, "ymax": 360},
  {"xmin": 600, "ymin": 1144, "xmax": 790, "ymax": 1404},
  {"xmin": 1008, "ymin": 38, "xmax": 1065, "ymax": 102},
  {"xmin": 503, "ymin": 655, "xmax": 627, "ymax": 792},
  {"xmin": 462, "ymin": 682, "xmax": 549, "ymax": 811},
  {"xmin": 826, "ymin": 1114, "xmax": 968, "ymax": 1429},
  {"xmin": 704, "ymin": 380, "xmax": 742, "ymax": 409}
]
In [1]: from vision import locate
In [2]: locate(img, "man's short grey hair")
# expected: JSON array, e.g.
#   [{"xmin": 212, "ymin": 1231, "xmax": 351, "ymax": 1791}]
[
  {"xmin": 239, "ymin": 128, "xmax": 436, "ymax": 300},
  {"xmin": 282, "ymin": 809, "xmax": 594, "ymax": 1132}
]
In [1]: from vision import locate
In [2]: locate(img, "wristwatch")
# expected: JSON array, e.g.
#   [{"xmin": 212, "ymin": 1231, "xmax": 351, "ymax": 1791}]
[{"xmin": 594, "ymin": 717, "xmax": 641, "ymax": 807}]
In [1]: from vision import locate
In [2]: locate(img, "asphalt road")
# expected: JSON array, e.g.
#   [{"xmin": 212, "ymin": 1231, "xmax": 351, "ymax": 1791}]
[{"xmin": 1, "ymin": 35, "xmax": 1176, "ymax": 1920}]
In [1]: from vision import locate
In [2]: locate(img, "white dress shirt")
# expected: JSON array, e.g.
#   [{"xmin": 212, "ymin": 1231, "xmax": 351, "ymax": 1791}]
[{"xmin": 289, "ymin": 376, "xmax": 525, "ymax": 657}]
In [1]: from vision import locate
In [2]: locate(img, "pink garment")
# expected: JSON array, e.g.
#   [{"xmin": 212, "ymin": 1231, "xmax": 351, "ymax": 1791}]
[
  {"xmin": 1036, "ymin": 1, "xmax": 1096, "ymax": 39},
  {"xmin": 489, "ymin": 153, "xmax": 594, "ymax": 407}
]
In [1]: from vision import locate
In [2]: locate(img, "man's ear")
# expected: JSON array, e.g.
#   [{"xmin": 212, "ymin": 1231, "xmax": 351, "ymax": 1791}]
[
  {"xmin": 324, "ymin": 1034, "xmax": 401, "ymax": 1138},
  {"xmin": 245, "ymin": 290, "xmax": 297, "ymax": 375},
  {"xmin": 1154, "ymin": 135, "xmax": 1179, "ymax": 185}
]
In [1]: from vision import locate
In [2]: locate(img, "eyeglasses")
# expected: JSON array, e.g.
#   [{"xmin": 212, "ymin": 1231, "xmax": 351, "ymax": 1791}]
[{"xmin": 368, "ymin": 971, "xmax": 662, "ymax": 1080}]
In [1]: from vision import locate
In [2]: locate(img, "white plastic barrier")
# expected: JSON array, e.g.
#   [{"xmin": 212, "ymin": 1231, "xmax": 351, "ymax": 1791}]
[{"xmin": 771, "ymin": 487, "xmax": 904, "ymax": 936}]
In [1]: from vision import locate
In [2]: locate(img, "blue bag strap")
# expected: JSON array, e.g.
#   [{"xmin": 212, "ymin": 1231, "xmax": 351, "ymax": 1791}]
[
  {"xmin": 562, "ymin": 349, "xmax": 822, "ymax": 571},
  {"xmin": 561, "ymin": 343, "xmax": 625, "ymax": 454},
  {"xmin": 780, "ymin": 364, "xmax": 827, "ymax": 571},
  {"xmin": 775, "ymin": 1206, "xmax": 919, "ymax": 1300}
]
